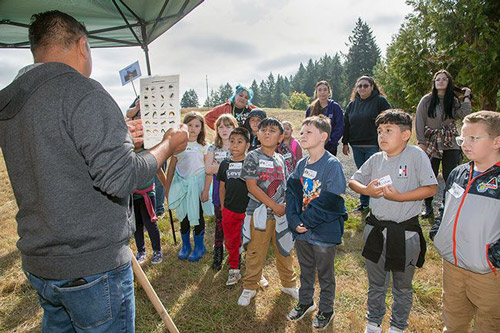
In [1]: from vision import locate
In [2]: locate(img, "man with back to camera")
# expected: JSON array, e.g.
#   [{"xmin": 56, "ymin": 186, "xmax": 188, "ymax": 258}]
[{"xmin": 0, "ymin": 10, "xmax": 188, "ymax": 332}]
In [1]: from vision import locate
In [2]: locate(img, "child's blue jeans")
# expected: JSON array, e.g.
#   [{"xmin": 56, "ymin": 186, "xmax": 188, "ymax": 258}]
[{"xmin": 24, "ymin": 262, "xmax": 135, "ymax": 332}]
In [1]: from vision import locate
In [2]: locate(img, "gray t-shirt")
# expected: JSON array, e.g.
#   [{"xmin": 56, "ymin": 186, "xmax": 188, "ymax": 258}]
[
  {"xmin": 241, "ymin": 148, "xmax": 288, "ymax": 216},
  {"xmin": 352, "ymin": 145, "xmax": 437, "ymax": 227},
  {"xmin": 207, "ymin": 144, "xmax": 231, "ymax": 164}
]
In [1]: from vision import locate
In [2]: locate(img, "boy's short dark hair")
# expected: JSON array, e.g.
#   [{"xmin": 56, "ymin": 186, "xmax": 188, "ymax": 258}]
[
  {"xmin": 29, "ymin": 10, "xmax": 88, "ymax": 54},
  {"xmin": 375, "ymin": 109, "xmax": 412, "ymax": 132},
  {"xmin": 302, "ymin": 115, "xmax": 332, "ymax": 136},
  {"xmin": 258, "ymin": 117, "xmax": 284, "ymax": 134},
  {"xmin": 464, "ymin": 111, "xmax": 500, "ymax": 137},
  {"xmin": 230, "ymin": 127, "xmax": 250, "ymax": 143}
]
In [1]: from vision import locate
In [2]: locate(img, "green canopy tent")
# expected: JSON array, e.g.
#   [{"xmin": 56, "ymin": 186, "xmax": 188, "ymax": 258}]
[{"xmin": 0, "ymin": 0, "xmax": 205, "ymax": 75}]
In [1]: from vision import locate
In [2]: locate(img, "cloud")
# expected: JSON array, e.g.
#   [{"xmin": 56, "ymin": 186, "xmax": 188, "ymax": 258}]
[
  {"xmin": 179, "ymin": 36, "xmax": 258, "ymax": 57},
  {"xmin": 256, "ymin": 53, "xmax": 318, "ymax": 72}
]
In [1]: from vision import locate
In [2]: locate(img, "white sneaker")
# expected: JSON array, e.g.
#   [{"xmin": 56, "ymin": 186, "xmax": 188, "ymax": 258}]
[
  {"xmin": 226, "ymin": 269, "xmax": 241, "ymax": 286},
  {"xmin": 259, "ymin": 275, "xmax": 269, "ymax": 287},
  {"xmin": 237, "ymin": 289, "xmax": 256, "ymax": 306},
  {"xmin": 365, "ymin": 321, "xmax": 382, "ymax": 333},
  {"xmin": 388, "ymin": 326, "xmax": 404, "ymax": 333},
  {"xmin": 280, "ymin": 286, "xmax": 299, "ymax": 299}
]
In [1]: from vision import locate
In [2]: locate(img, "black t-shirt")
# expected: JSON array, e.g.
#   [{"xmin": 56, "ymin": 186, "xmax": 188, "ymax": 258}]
[{"xmin": 217, "ymin": 159, "xmax": 249, "ymax": 213}]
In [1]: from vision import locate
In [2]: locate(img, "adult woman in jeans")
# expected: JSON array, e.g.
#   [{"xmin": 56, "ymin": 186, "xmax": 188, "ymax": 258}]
[
  {"xmin": 342, "ymin": 76, "xmax": 391, "ymax": 211},
  {"xmin": 416, "ymin": 69, "xmax": 471, "ymax": 218}
]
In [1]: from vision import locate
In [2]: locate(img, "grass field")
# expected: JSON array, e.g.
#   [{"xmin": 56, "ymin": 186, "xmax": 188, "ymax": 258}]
[{"xmin": 0, "ymin": 108, "xmax": 445, "ymax": 332}]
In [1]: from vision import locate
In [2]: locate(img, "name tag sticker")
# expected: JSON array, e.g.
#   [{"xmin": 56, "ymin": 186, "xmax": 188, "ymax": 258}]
[
  {"xmin": 215, "ymin": 151, "xmax": 228, "ymax": 159},
  {"xmin": 377, "ymin": 175, "xmax": 393, "ymax": 187},
  {"xmin": 283, "ymin": 152, "xmax": 292, "ymax": 160},
  {"xmin": 259, "ymin": 160, "xmax": 274, "ymax": 168},
  {"xmin": 449, "ymin": 182, "xmax": 465, "ymax": 198},
  {"xmin": 228, "ymin": 162, "xmax": 242, "ymax": 170},
  {"xmin": 303, "ymin": 168, "xmax": 317, "ymax": 179}
]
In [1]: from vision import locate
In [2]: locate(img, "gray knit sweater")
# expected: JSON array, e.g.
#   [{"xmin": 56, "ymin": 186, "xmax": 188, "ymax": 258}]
[{"xmin": 0, "ymin": 62, "xmax": 158, "ymax": 279}]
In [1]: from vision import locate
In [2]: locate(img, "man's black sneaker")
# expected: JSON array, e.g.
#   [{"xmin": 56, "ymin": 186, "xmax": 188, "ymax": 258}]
[
  {"xmin": 312, "ymin": 311, "xmax": 334, "ymax": 330},
  {"xmin": 286, "ymin": 302, "xmax": 316, "ymax": 321},
  {"xmin": 353, "ymin": 204, "xmax": 368, "ymax": 212}
]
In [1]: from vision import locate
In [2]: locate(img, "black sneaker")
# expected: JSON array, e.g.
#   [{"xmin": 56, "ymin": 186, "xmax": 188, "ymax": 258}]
[
  {"xmin": 286, "ymin": 302, "xmax": 316, "ymax": 321},
  {"xmin": 312, "ymin": 311, "xmax": 334, "ymax": 330},
  {"xmin": 353, "ymin": 204, "xmax": 368, "ymax": 212}
]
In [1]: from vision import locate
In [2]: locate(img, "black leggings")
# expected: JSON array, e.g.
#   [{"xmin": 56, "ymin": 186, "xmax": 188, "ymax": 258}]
[
  {"xmin": 134, "ymin": 196, "xmax": 161, "ymax": 252},
  {"xmin": 426, "ymin": 149, "xmax": 462, "ymax": 203},
  {"xmin": 180, "ymin": 201, "xmax": 205, "ymax": 235}
]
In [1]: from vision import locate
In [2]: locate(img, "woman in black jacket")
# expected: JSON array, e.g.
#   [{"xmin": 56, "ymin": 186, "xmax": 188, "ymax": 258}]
[{"xmin": 342, "ymin": 76, "xmax": 391, "ymax": 211}]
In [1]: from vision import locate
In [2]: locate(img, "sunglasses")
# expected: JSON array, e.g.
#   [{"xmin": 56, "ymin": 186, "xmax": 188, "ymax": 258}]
[{"xmin": 357, "ymin": 84, "xmax": 371, "ymax": 89}]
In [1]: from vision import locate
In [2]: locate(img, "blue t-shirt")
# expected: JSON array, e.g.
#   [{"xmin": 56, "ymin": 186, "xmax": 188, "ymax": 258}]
[{"xmin": 290, "ymin": 151, "xmax": 346, "ymax": 246}]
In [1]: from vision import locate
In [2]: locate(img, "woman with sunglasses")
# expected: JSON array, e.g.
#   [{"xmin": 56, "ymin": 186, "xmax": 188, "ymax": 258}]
[
  {"xmin": 342, "ymin": 75, "xmax": 391, "ymax": 211},
  {"xmin": 416, "ymin": 69, "xmax": 471, "ymax": 218},
  {"xmin": 204, "ymin": 85, "xmax": 257, "ymax": 130}
]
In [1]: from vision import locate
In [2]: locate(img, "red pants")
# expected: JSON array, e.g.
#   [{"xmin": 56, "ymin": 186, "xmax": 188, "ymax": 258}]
[{"xmin": 221, "ymin": 207, "xmax": 245, "ymax": 269}]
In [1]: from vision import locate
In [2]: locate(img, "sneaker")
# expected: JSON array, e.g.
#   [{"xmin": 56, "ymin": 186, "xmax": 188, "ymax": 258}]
[
  {"xmin": 365, "ymin": 321, "xmax": 382, "ymax": 333},
  {"xmin": 388, "ymin": 326, "xmax": 404, "ymax": 333},
  {"xmin": 237, "ymin": 289, "xmax": 256, "ymax": 306},
  {"xmin": 136, "ymin": 251, "xmax": 146, "ymax": 264},
  {"xmin": 226, "ymin": 269, "xmax": 241, "ymax": 286},
  {"xmin": 286, "ymin": 302, "xmax": 316, "ymax": 321},
  {"xmin": 280, "ymin": 286, "xmax": 299, "ymax": 299},
  {"xmin": 354, "ymin": 204, "xmax": 368, "ymax": 212},
  {"xmin": 259, "ymin": 275, "xmax": 269, "ymax": 288},
  {"xmin": 151, "ymin": 251, "xmax": 163, "ymax": 265},
  {"xmin": 312, "ymin": 311, "xmax": 334, "ymax": 330}
]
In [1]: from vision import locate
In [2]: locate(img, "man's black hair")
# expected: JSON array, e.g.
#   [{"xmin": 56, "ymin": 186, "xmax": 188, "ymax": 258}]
[
  {"xmin": 230, "ymin": 127, "xmax": 251, "ymax": 143},
  {"xmin": 258, "ymin": 117, "xmax": 284, "ymax": 134},
  {"xmin": 29, "ymin": 10, "xmax": 88, "ymax": 53}
]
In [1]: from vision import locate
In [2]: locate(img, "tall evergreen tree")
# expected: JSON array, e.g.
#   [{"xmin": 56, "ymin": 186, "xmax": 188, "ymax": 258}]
[
  {"xmin": 180, "ymin": 89, "xmax": 199, "ymax": 108},
  {"xmin": 292, "ymin": 63, "xmax": 307, "ymax": 94},
  {"xmin": 218, "ymin": 83, "xmax": 233, "ymax": 104},
  {"xmin": 303, "ymin": 59, "xmax": 318, "ymax": 97},
  {"xmin": 259, "ymin": 80, "xmax": 270, "ymax": 108},
  {"xmin": 343, "ymin": 18, "xmax": 381, "ymax": 100},
  {"xmin": 250, "ymin": 80, "xmax": 261, "ymax": 106},
  {"xmin": 265, "ymin": 73, "xmax": 276, "ymax": 107},
  {"xmin": 274, "ymin": 74, "xmax": 285, "ymax": 108}
]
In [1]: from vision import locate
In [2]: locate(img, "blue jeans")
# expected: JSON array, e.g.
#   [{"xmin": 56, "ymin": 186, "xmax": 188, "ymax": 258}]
[
  {"xmin": 25, "ymin": 262, "xmax": 135, "ymax": 332},
  {"xmin": 352, "ymin": 145, "xmax": 379, "ymax": 207}
]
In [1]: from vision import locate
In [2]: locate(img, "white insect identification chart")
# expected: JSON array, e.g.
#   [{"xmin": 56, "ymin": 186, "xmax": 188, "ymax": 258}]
[{"xmin": 140, "ymin": 75, "xmax": 180, "ymax": 149}]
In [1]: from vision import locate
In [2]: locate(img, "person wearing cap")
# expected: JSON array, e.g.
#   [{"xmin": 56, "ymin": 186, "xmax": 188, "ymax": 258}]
[
  {"xmin": 244, "ymin": 108, "xmax": 267, "ymax": 151},
  {"xmin": 204, "ymin": 85, "xmax": 257, "ymax": 130}
]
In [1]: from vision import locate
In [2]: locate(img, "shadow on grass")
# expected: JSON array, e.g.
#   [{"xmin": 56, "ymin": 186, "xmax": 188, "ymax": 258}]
[{"xmin": 0, "ymin": 250, "xmax": 21, "ymax": 275}]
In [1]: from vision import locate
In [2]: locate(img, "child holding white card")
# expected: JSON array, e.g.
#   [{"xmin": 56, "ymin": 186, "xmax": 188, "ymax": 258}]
[{"xmin": 349, "ymin": 110, "xmax": 438, "ymax": 333}]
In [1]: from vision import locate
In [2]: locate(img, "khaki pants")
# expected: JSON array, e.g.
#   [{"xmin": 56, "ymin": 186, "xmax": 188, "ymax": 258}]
[
  {"xmin": 242, "ymin": 217, "xmax": 296, "ymax": 290},
  {"xmin": 442, "ymin": 259, "xmax": 500, "ymax": 332}
]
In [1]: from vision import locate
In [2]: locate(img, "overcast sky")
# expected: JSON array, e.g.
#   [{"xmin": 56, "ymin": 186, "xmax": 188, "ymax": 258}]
[{"xmin": 0, "ymin": 0, "xmax": 412, "ymax": 112}]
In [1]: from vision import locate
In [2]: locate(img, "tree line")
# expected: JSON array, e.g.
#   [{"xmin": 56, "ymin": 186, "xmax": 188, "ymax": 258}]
[{"xmin": 182, "ymin": 1, "xmax": 499, "ymax": 112}]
